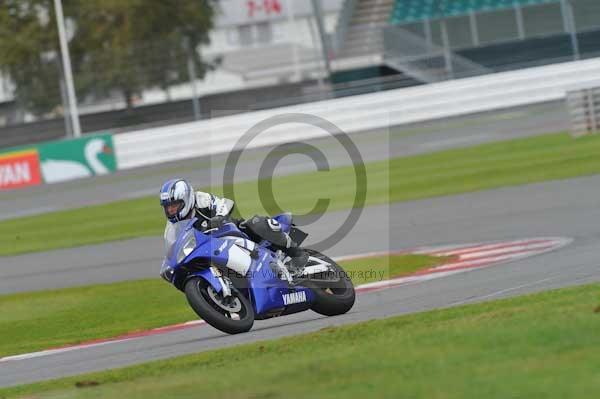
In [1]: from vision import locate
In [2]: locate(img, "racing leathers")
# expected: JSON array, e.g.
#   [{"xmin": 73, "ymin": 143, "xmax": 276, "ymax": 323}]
[{"xmin": 168, "ymin": 192, "xmax": 308, "ymax": 273}]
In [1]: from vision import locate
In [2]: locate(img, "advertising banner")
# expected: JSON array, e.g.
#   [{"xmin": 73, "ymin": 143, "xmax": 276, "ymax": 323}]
[
  {"xmin": 0, "ymin": 150, "xmax": 42, "ymax": 190},
  {"xmin": 37, "ymin": 133, "xmax": 116, "ymax": 184}
]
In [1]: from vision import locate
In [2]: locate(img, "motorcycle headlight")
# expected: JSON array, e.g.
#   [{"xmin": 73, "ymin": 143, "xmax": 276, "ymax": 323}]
[
  {"xmin": 160, "ymin": 266, "xmax": 174, "ymax": 283},
  {"xmin": 176, "ymin": 230, "xmax": 197, "ymax": 264},
  {"xmin": 160, "ymin": 259, "xmax": 175, "ymax": 283}
]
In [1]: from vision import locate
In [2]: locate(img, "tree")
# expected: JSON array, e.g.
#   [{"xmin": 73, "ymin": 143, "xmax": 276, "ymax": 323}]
[
  {"xmin": 0, "ymin": 0, "xmax": 215, "ymax": 116},
  {"xmin": 0, "ymin": 0, "xmax": 64, "ymax": 116}
]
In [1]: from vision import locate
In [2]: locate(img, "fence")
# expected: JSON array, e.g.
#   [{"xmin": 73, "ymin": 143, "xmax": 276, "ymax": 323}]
[
  {"xmin": 115, "ymin": 57, "xmax": 600, "ymax": 170},
  {"xmin": 567, "ymin": 85, "xmax": 600, "ymax": 136},
  {"xmin": 384, "ymin": 0, "xmax": 600, "ymax": 81},
  {"xmin": 3, "ymin": 56, "xmax": 600, "ymax": 190}
]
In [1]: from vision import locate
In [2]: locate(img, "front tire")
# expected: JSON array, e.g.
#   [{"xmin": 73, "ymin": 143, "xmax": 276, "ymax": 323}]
[
  {"xmin": 185, "ymin": 277, "xmax": 254, "ymax": 334},
  {"xmin": 303, "ymin": 249, "xmax": 356, "ymax": 316}
]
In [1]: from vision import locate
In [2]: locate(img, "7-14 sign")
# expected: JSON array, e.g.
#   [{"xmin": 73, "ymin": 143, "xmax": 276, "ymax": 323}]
[{"xmin": 247, "ymin": 0, "xmax": 282, "ymax": 17}]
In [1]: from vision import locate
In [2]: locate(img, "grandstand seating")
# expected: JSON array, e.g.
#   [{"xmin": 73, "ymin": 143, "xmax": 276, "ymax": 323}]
[{"xmin": 390, "ymin": 0, "xmax": 560, "ymax": 24}]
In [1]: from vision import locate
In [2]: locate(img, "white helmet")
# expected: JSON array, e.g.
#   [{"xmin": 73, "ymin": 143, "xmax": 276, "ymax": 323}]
[{"xmin": 159, "ymin": 179, "xmax": 195, "ymax": 223}]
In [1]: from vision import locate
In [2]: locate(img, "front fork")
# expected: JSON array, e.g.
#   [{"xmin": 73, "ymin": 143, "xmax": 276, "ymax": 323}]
[
  {"xmin": 189, "ymin": 266, "xmax": 231, "ymax": 297},
  {"xmin": 210, "ymin": 266, "xmax": 232, "ymax": 297}
]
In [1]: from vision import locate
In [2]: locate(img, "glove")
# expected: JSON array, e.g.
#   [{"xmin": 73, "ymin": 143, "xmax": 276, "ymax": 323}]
[
  {"xmin": 192, "ymin": 218, "xmax": 210, "ymax": 231},
  {"xmin": 209, "ymin": 215, "xmax": 228, "ymax": 229}
]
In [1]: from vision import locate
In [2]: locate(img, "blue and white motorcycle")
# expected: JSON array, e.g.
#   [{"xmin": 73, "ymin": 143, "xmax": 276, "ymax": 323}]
[{"xmin": 160, "ymin": 213, "xmax": 355, "ymax": 334}]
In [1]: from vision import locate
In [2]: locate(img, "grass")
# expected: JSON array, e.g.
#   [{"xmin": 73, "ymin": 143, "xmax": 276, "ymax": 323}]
[
  {"xmin": 0, "ymin": 254, "xmax": 444, "ymax": 358},
  {"xmin": 0, "ymin": 279, "xmax": 195, "ymax": 358},
  {"xmin": 2, "ymin": 283, "xmax": 599, "ymax": 398},
  {"xmin": 3, "ymin": 132, "xmax": 600, "ymax": 256}
]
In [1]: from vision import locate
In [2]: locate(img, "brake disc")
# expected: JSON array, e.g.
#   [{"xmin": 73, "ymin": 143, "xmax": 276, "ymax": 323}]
[{"xmin": 207, "ymin": 285, "xmax": 242, "ymax": 313}]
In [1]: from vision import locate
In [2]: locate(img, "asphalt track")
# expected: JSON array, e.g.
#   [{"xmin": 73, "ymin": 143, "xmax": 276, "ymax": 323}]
[
  {"xmin": 0, "ymin": 101, "xmax": 567, "ymax": 220},
  {"xmin": 2, "ymin": 173, "xmax": 600, "ymax": 387}
]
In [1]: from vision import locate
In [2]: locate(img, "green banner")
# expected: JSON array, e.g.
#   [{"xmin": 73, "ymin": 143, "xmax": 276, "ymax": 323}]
[{"xmin": 37, "ymin": 133, "xmax": 116, "ymax": 184}]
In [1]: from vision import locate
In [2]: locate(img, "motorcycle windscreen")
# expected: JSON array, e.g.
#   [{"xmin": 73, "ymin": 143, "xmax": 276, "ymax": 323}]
[{"xmin": 163, "ymin": 218, "xmax": 196, "ymax": 267}]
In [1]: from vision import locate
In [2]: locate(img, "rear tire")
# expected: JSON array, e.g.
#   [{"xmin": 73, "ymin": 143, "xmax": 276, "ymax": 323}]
[
  {"xmin": 303, "ymin": 249, "xmax": 356, "ymax": 316},
  {"xmin": 185, "ymin": 277, "xmax": 254, "ymax": 334}
]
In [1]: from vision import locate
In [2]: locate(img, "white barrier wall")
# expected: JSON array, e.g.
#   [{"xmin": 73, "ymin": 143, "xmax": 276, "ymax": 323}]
[{"xmin": 115, "ymin": 58, "xmax": 600, "ymax": 170}]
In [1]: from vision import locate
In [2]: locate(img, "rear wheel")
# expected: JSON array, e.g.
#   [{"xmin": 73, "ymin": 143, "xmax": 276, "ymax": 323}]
[
  {"xmin": 302, "ymin": 249, "xmax": 355, "ymax": 316},
  {"xmin": 184, "ymin": 277, "xmax": 254, "ymax": 334}
]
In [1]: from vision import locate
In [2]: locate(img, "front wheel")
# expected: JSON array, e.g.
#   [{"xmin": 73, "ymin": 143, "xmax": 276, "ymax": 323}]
[
  {"xmin": 302, "ymin": 249, "xmax": 355, "ymax": 316},
  {"xmin": 185, "ymin": 277, "xmax": 254, "ymax": 334}
]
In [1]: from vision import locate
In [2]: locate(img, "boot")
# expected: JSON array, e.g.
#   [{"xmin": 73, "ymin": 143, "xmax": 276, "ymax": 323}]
[{"xmin": 285, "ymin": 246, "xmax": 309, "ymax": 276}]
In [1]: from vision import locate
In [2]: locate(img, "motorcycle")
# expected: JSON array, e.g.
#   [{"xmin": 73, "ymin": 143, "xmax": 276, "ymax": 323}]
[{"xmin": 160, "ymin": 213, "xmax": 355, "ymax": 334}]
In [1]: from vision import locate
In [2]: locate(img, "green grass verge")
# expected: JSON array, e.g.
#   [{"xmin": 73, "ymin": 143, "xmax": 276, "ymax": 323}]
[
  {"xmin": 2, "ymin": 283, "xmax": 599, "ymax": 398},
  {"xmin": 0, "ymin": 254, "xmax": 444, "ymax": 358},
  {"xmin": 3, "ymin": 132, "xmax": 600, "ymax": 256},
  {"xmin": 0, "ymin": 279, "xmax": 195, "ymax": 358}
]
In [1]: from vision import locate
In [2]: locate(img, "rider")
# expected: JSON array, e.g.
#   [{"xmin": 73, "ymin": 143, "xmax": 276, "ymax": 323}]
[{"xmin": 159, "ymin": 178, "xmax": 308, "ymax": 273}]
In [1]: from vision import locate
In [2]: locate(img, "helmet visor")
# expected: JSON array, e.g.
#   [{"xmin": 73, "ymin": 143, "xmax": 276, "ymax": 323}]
[{"xmin": 163, "ymin": 200, "xmax": 184, "ymax": 219}]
